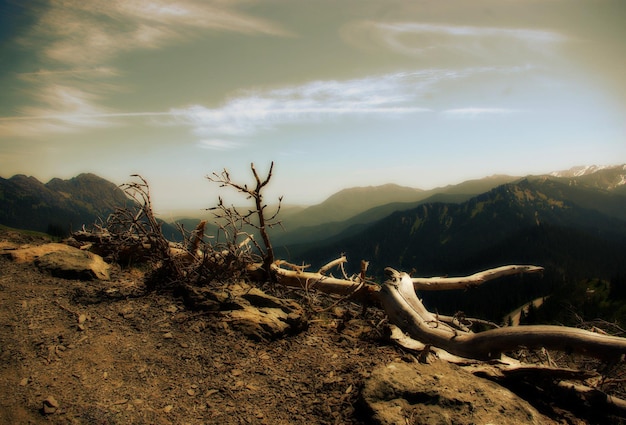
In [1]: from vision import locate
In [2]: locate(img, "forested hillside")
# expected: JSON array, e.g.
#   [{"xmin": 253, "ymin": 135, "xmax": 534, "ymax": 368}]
[{"xmin": 295, "ymin": 175, "xmax": 626, "ymax": 323}]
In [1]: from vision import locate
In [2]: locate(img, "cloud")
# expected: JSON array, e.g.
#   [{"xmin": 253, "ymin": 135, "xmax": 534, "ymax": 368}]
[
  {"xmin": 19, "ymin": 2, "xmax": 285, "ymax": 88},
  {"xmin": 1, "ymin": 62, "xmax": 528, "ymax": 139},
  {"xmin": 25, "ymin": 0, "xmax": 290, "ymax": 66},
  {"xmin": 4, "ymin": 1, "xmax": 290, "ymax": 138},
  {"xmin": 168, "ymin": 71, "xmax": 441, "ymax": 141},
  {"xmin": 442, "ymin": 107, "xmax": 519, "ymax": 117},
  {"xmin": 197, "ymin": 139, "xmax": 246, "ymax": 151},
  {"xmin": 169, "ymin": 67, "xmax": 526, "ymax": 142},
  {"xmin": 0, "ymin": 84, "xmax": 116, "ymax": 137},
  {"xmin": 17, "ymin": 67, "xmax": 120, "ymax": 80},
  {"xmin": 343, "ymin": 21, "xmax": 567, "ymax": 60}
]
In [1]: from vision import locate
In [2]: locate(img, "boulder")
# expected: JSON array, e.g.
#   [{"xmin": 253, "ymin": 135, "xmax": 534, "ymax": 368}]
[
  {"xmin": 361, "ymin": 360, "xmax": 556, "ymax": 425},
  {"xmin": 2, "ymin": 243, "xmax": 111, "ymax": 280},
  {"xmin": 183, "ymin": 283, "xmax": 306, "ymax": 340},
  {"xmin": 228, "ymin": 287, "xmax": 306, "ymax": 341}
]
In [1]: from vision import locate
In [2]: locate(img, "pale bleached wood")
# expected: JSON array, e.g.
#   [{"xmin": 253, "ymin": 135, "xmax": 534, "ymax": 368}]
[
  {"xmin": 381, "ymin": 268, "xmax": 626, "ymax": 361},
  {"xmin": 411, "ymin": 265, "xmax": 544, "ymax": 291},
  {"xmin": 270, "ymin": 260, "xmax": 376, "ymax": 299},
  {"xmin": 318, "ymin": 256, "xmax": 347, "ymax": 275},
  {"xmin": 270, "ymin": 260, "xmax": 545, "ymax": 301}
]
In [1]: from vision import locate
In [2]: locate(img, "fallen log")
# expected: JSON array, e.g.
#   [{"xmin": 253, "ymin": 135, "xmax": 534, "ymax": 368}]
[
  {"xmin": 269, "ymin": 257, "xmax": 378, "ymax": 301},
  {"xmin": 380, "ymin": 267, "xmax": 626, "ymax": 361},
  {"xmin": 269, "ymin": 258, "xmax": 544, "ymax": 303}
]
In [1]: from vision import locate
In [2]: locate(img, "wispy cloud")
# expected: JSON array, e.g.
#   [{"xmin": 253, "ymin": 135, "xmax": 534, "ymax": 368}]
[
  {"xmin": 197, "ymin": 139, "xmax": 246, "ymax": 151},
  {"xmin": 442, "ymin": 107, "xmax": 519, "ymax": 117},
  {"xmin": 168, "ymin": 66, "xmax": 527, "ymax": 146},
  {"xmin": 17, "ymin": 67, "xmax": 120, "ymax": 80},
  {"xmin": 26, "ymin": 0, "xmax": 290, "ymax": 66},
  {"xmin": 4, "ymin": 1, "xmax": 289, "ymax": 138},
  {"xmin": 168, "ymin": 69, "xmax": 496, "ymax": 145},
  {"xmin": 0, "ymin": 84, "xmax": 118, "ymax": 137},
  {"xmin": 343, "ymin": 21, "xmax": 567, "ymax": 60},
  {"xmin": 1, "ymin": 63, "xmax": 529, "ymax": 140}
]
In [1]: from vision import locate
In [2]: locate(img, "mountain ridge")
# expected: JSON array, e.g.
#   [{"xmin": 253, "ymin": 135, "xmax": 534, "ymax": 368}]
[
  {"xmin": 2, "ymin": 164, "xmax": 624, "ymax": 241},
  {"xmin": 0, "ymin": 173, "xmax": 130, "ymax": 236},
  {"xmin": 296, "ymin": 175, "xmax": 626, "ymax": 276}
]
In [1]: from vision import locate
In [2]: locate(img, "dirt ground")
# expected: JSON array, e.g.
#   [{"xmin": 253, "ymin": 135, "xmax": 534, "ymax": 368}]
[
  {"xmin": 0, "ymin": 229, "xmax": 408, "ymax": 425},
  {"xmin": 0, "ymin": 228, "xmax": 620, "ymax": 425}
]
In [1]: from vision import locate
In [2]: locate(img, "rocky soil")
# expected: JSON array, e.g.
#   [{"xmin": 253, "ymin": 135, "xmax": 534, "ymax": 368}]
[{"xmin": 0, "ymin": 227, "xmax": 617, "ymax": 424}]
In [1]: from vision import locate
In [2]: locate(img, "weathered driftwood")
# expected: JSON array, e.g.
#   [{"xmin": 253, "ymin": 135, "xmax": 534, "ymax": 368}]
[
  {"xmin": 411, "ymin": 265, "xmax": 544, "ymax": 291},
  {"xmin": 269, "ymin": 257, "xmax": 378, "ymax": 301},
  {"xmin": 269, "ymin": 258, "xmax": 544, "ymax": 304},
  {"xmin": 380, "ymin": 267, "xmax": 626, "ymax": 361},
  {"xmin": 556, "ymin": 380, "xmax": 626, "ymax": 416}
]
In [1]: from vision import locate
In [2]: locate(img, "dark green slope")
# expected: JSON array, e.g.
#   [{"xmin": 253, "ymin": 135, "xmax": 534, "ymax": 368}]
[
  {"xmin": 291, "ymin": 178, "xmax": 626, "ymax": 322},
  {"xmin": 272, "ymin": 178, "xmax": 519, "ymax": 248},
  {"xmin": 296, "ymin": 179, "xmax": 626, "ymax": 280}
]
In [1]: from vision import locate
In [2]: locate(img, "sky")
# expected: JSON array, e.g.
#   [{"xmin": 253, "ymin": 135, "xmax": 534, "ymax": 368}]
[{"xmin": 1, "ymin": 0, "xmax": 625, "ymax": 213}]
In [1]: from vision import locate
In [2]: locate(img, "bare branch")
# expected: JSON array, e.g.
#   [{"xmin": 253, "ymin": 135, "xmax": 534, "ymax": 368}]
[
  {"xmin": 271, "ymin": 259, "xmax": 378, "ymax": 301},
  {"xmin": 206, "ymin": 162, "xmax": 282, "ymax": 280},
  {"xmin": 411, "ymin": 265, "xmax": 545, "ymax": 291}
]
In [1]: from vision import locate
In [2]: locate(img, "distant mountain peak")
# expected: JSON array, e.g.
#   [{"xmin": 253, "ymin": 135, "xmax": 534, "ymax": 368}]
[
  {"xmin": 549, "ymin": 164, "xmax": 620, "ymax": 178},
  {"xmin": 547, "ymin": 164, "xmax": 626, "ymax": 191}
]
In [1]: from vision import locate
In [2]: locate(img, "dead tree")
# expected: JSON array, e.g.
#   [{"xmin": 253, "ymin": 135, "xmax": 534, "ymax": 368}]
[
  {"xmin": 379, "ymin": 267, "xmax": 626, "ymax": 361},
  {"xmin": 271, "ymin": 258, "xmax": 626, "ymax": 361},
  {"xmin": 208, "ymin": 162, "xmax": 282, "ymax": 280}
]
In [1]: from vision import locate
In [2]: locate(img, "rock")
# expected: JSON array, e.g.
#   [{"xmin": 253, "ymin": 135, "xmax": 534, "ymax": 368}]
[
  {"xmin": 361, "ymin": 360, "xmax": 556, "ymax": 425},
  {"xmin": 2, "ymin": 242, "xmax": 111, "ymax": 280},
  {"xmin": 182, "ymin": 282, "xmax": 307, "ymax": 341},
  {"xmin": 42, "ymin": 396, "xmax": 59, "ymax": 415},
  {"xmin": 35, "ymin": 249, "xmax": 111, "ymax": 281},
  {"xmin": 226, "ymin": 286, "xmax": 306, "ymax": 341},
  {"xmin": 2, "ymin": 242, "xmax": 72, "ymax": 263}
]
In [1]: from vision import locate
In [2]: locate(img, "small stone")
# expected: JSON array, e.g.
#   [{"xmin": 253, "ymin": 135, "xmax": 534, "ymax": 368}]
[
  {"xmin": 163, "ymin": 404, "xmax": 174, "ymax": 413},
  {"xmin": 77, "ymin": 324, "xmax": 85, "ymax": 331},
  {"xmin": 19, "ymin": 377, "xmax": 29, "ymax": 386},
  {"xmin": 77, "ymin": 314, "xmax": 87, "ymax": 324},
  {"xmin": 163, "ymin": 332, "xmax": 173, "ymax": 339},
  {"xmin": 187, "ymin": 389, "xmax": 196, "ymax": 396},
  {"xmin": 179, "ymin": 342, "xmax": 189, "ymax": 348},
  {"xmin": 205, "ymin": 389, "xmax": 219, "ymax": 397},
  {"xmin": 42, "ymin": 396, "xmax": 59, "ymax": 414}
]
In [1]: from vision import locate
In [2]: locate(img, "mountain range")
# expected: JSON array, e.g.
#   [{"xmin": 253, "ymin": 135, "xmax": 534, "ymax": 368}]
[
  {"xmin": 2, "ymin": 165, "xmax": 625, "ymax": 322},
  {"xmin": 285, "ymin": 165, "xmax": 626, "ymax": 321},
  {"xmin": 294, "ymin": 172, "xmax": 626, "ymax": 274}
]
